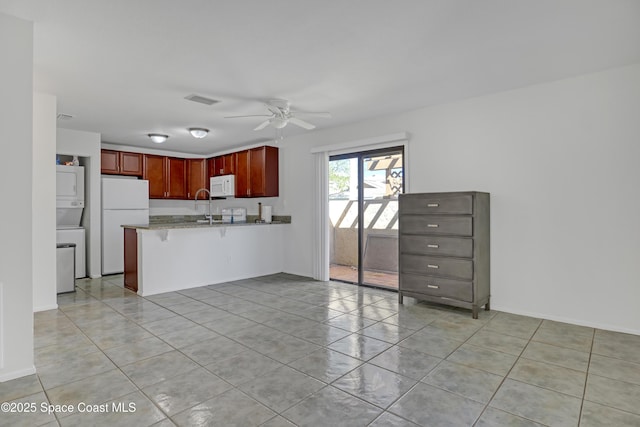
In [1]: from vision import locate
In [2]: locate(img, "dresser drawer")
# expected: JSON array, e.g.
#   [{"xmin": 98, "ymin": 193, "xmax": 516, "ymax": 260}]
[
  {"xmin": 400, "ymin": 254, "xmax": 473, "ymax": 280},
  {"xmin": 401, "ymin": 273, "xmax": 472, "ymax": 302},
  {"xmin": 400, "ymin": 215, "xmax": 472, "ymax": 236},
  {"xmin": 400, "ymin": 194, "xmax": 473, "ymax": 215},
  {"xmin": 400, "ymin": 235, "xmax": 473, "ymax": 258}
]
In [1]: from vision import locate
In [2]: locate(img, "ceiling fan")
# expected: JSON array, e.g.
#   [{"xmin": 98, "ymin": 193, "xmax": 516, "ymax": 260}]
[{"xmin": 225, "ymin": 99, "xmax": 331, "ymax": 131}]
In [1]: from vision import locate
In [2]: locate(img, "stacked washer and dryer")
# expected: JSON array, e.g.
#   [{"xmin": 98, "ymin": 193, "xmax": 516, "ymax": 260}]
[{"xmin": 56, "ymin": 165, "xmax": 86, "ymax": 283}]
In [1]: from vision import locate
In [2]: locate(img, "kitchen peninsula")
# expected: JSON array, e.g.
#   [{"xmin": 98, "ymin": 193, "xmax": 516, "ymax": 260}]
[{"xmin": 123, "ymin": 220, "xmax": 288, "ymax": 296}]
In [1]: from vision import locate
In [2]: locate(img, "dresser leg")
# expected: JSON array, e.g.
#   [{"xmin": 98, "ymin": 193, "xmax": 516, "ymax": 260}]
[
  {"xmin": 472, "ymin": 306, "xmax": 478, "ymax": 319},
  {"xmin": 398, "ymin": 292, "xmax": 403, "ymax": 304},
  {"xmin": 485, "ymin": 299, "xmax": 490, "ymax": 311}
]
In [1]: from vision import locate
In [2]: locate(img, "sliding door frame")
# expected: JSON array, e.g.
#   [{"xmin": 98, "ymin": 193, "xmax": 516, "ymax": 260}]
[{"xmin": 329, "ymin": 145, "xmax": 405, "ymax": 288}]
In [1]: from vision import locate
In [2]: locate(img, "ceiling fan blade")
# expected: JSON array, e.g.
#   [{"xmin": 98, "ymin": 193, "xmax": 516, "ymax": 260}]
[
  {"xmin": 224, "ymin": 114, "xmax": 271, "ymax": 119},
  {"xmin": 289, "ymin": 110, "xmax": 332, "ymax": 119},
  {"xmin": 288, "ymin": 117, "xmax": 316, "ymax": 130},
  {"xmin": 253, "ymin": 120, "xmax": 271, "ymax": 131},
  {"xmin": 266, "ymin": 104, "xmax": 284, "ymax": 116}
]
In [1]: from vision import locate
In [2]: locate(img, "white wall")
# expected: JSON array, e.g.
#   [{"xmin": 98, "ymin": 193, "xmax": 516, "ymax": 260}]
[
  {"xmin": 280, "ymin": 63, "xmax": 640, "ymax": 335},
  {"xmin": 33, "ymin": 93, "xmax": 57, "ymax": 311},
  {"xmin": 57, "ymin": 128, "xmax": 101, "ymax": 278},
  {"xmin": 0, "ymin": 12, "xmax": 35, "ymax": 381}
]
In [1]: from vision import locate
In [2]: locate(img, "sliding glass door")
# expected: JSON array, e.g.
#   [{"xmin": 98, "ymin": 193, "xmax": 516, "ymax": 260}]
[{"xmin": 328, "ymin": 147, "xmax": 404, "ymax": 289}]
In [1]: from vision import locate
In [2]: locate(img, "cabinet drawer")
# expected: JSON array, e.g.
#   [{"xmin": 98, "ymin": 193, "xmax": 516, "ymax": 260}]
[
  {"xmin": 401, "ymin": 274, "xmax": 472, "ymax": 302},
  {"xmin": 400, "ymin": 194, "xmax": 473, "ymax": 215},
  {"xmin": 400, "ymin": 235, "xmax": 473, "ymax": 258},
  {"xmin": 400, "ymin": 254, "xmax": 473, "ymax": 280},
  {"xmin": 400, "ymin": 215, "xmax": 472, "ymax": 236}
]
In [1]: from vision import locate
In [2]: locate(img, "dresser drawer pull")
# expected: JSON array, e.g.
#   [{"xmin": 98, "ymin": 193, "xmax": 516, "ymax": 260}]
[
  {"xmin": 427, "ymin": 244, "xmax": 439, "ymax": 248},
  {"xmin": 427, "ymin": 284, "xmax": 439, "ymax": 289},
  {"xmin": 427, "ymin": 264, "xmax": 439, "ymax": 269},
  {"xmin": 427, "ymin": 224, "xmax": 439, "ymax": 228},
  {"xmin": 427, "ymin": 203, "xmax": 439, "ymax": 207}
]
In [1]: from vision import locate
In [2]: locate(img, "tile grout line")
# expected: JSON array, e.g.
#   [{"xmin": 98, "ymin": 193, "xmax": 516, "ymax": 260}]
[{"xmin": 470, "ymin": 315, "xmax": 544, "ymax": 426}]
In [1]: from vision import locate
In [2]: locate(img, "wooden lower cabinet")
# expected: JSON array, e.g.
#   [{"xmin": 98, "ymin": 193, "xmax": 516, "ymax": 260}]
[{"xmin": 124, "ymin": 228, "xmax": 138, "ymax": 292}]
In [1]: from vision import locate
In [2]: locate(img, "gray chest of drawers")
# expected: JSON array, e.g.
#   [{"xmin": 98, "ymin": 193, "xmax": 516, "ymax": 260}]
[{"xmin": 398, "ymin": 192, "xmax": 490, "ymax": 318}]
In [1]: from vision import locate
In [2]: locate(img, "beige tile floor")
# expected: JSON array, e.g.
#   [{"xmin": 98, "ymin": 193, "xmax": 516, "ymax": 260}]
[{"xmin": 2, "ymin": 273, "xmax": 640, "ymax": 426}]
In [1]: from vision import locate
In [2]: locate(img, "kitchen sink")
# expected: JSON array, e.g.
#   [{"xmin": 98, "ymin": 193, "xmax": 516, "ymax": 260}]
[{"xmin": 196, "ymin": 219, "xmax": 223, "ymax": 224}]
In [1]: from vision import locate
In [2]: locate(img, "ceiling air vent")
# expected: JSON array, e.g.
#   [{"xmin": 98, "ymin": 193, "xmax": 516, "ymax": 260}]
[
  {"xmin": 57, "ymin": 113, "xmax": 74, "ymax": 121},
  {"xmin": 184, "ymin": 94, "xmax": 220, "ymax": 106}
]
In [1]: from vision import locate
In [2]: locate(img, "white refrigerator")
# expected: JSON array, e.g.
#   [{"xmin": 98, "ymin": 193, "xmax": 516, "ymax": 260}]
[{"xmin": 102, "ymin": 177, "xmax": 149, "ymax": 275}]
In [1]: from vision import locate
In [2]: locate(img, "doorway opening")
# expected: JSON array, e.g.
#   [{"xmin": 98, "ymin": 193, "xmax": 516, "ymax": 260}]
[{"xmin": 328, "ymin": 147, "xmax": 404, "ymax": 289}]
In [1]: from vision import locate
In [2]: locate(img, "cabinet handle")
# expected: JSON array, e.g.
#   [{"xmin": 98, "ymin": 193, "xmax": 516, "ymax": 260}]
[
  {"xmin": 427, "ymin": 284, "xmax": 439, "ymax": 289},
  {"xmin": 427, "ymin": 264, "xmax": 439, "ymax": 269},
  {"xmin": 427, "ymin": 224, "xmax": 439, "ymax": 228},
  {"xmin": 427, "ymin": 244, "xmax": 439, "ymax": 248},
  {"xmin": 427, "ymin": 203, "xmax": 439, "ymax": 207}
]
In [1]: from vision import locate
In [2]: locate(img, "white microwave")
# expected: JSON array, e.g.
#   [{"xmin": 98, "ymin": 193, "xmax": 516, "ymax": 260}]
[{"xmin": 210, "ymin": 175, "xmax": 235, "ymax": 197}]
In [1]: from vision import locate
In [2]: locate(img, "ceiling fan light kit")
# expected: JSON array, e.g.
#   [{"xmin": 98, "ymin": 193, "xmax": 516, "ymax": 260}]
[
  {"xmin": 188, "ymin": 128, "xmax": 209, "ymax": 138},
  {"xmin": 148, "ymin": 133, "xmax": 169, "ymax": 144}
]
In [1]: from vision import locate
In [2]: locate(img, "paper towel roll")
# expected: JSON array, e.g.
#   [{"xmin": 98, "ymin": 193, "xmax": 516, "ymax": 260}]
[{"xmin": 262, "ymin": 205, "xmax": 272, "ymax": 223}]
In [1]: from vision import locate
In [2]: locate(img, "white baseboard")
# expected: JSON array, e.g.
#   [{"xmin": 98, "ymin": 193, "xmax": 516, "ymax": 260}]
[
  {"xmin": 33, "ymin": 304, "xmax": 58, "ymax": 313},
  {"xmin": 491, "ymin": 304, "xmax": 640, "ymax": 336},
  {"xmin": 90, "ymin": 274, "xmax": 102, "ymax": 279},
  {"xmin": 0, "ymin": 366, "xmax": 37, "ymax": 382}
]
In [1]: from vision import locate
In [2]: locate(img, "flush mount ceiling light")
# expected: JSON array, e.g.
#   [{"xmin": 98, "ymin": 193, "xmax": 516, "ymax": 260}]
[
  {"xmin": 188, "ymin": 128, "xmax": 209, "ymax": 138},
  {"xmin": 148, "ymin": 133, "xmax": 169, "ymax": 144}
]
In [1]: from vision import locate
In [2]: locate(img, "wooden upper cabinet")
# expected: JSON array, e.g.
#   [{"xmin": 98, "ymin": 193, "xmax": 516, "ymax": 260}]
[
  {"xmin": 143, "ymin": 154, "xmax": 166, "ymax": 199},
  {"xmin": 134, "ymin": 147, "xmax": 276, "ymax": 200},
  {"xmin": 235, "ymin": 146, "xmax": 278, "ymax": 198},
  {"xmin": 101, "ymin": 150, "xmax": 120, "ymax": 174},
  {"xmin": 119, "ymin": 152, "xmax": 143, "ymax": 176},
  {"xmin": 187, "ymin": 158, "xmax": 208, "ymax": 199},
  {"xmin": 251, "ymin": 146, "xmax": 278, "ymax": 197},
  {"xmin": 101, "ymin": 149, "xmax": 142, "ymax": 176},
  {"xmin": 208, "ymin": 153, "xmax": 236, "ymax": 177},
  {"xmin": 235, "ymin": 150, "xmax": 250, "ymax": 197},
  {"xmin": 166, "ymin": 157, "xmax": 187, "ymax": 199}
]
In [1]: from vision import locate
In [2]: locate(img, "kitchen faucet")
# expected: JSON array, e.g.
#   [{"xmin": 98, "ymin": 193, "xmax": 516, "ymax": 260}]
[{"xmin": 194, "ymin": 188, "xmax": 212, "ymax": 224}]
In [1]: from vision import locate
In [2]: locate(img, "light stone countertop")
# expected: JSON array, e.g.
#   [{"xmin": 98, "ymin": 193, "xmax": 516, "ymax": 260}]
[{"xmin": 122, "ymin": 221, "xmax": 285, "ymax": 230}]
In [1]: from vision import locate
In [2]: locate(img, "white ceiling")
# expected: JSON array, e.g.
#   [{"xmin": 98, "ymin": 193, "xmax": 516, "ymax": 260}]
[{"xmin": 2, "ymin": 0, "xmax": 640, "ymax": 155}]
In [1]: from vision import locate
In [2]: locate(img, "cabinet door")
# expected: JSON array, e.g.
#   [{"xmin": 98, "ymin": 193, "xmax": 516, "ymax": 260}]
[
  {"xmin": 234, "ymin": 150, "xmax": 250, "ymax": 197},
  {"xmin": 143, "ymin": 154, "xmax": 166, "ymax": 199},
  {"xmin": 101, "ymin": 150, "xmax": 119, "ymax": 174},
  {"xmin": 119, "ymin": 152, "xmax": 143, "ymax": 176},
  {"xmin": 207, "ymin": 157, "xmax": 216, "ymax": 178},
  {"xmin": 187, "ymin": 158, "xmax": 208, "ymax": 199},
  {"xmin": 214, "ymin": 157, "xmax": 225, "ymax": 176},
  {"xmin": 166, "ymin": 157, "xmax": 187, "ymax": 199},
  {"xmin": 249, "ymin": 147, "xmax": 266, "ymax": 197},
  {"xmin": 124, "ymin": 228, "xmax": 138, "ymax": 292},
  {"xmin": 222, "ymin": 153, "xmax": 236, "ymax": 175},
  {"xmin": 250, "ymin": 146, "xmax": 279, "ymax": 197}
]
